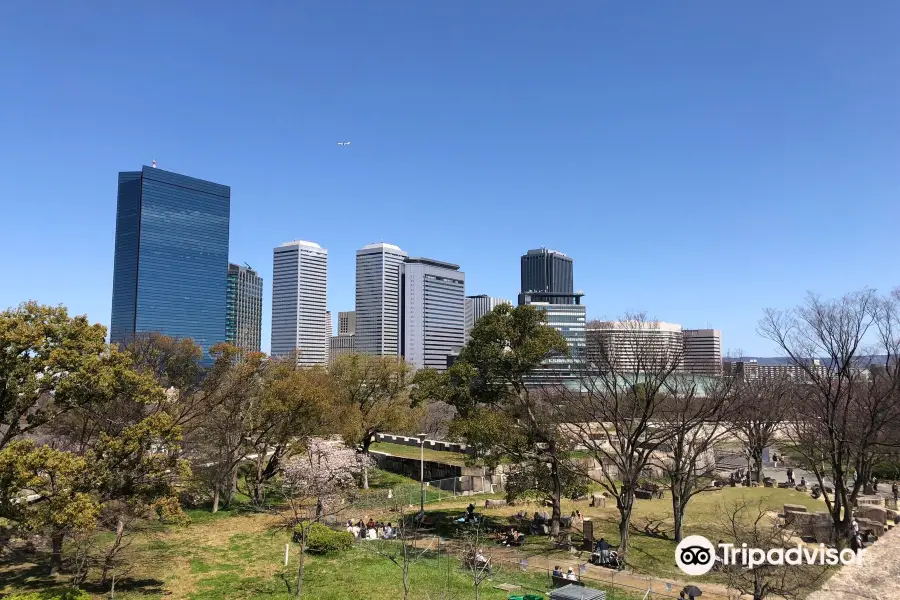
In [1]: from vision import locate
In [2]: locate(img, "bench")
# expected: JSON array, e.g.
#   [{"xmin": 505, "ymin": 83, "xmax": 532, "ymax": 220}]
[{"xmin": 552, "ymin": 575, "xmax": 583, "ymax": 588}]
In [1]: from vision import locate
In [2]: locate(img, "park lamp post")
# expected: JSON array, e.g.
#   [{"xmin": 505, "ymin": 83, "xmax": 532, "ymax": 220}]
[{"xmin": 417, "ymin": 433, "xmax": 428, "ymax": 514}]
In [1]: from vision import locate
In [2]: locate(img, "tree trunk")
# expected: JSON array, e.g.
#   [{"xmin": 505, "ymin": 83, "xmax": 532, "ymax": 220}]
[
  {"xmin": 296, "ymin": 535, "xmax": 305, "ymax": 597},
  {"xmin": 362, "ymin": 462, "xmax": 369, "ymax": 490},
  {"xmin": 617, "ymin": 491, "xmax": 634, "ymax": 552},
  {"xmin": 751, "ymin": 446, "xmax": 764, "ymax": 483},
  {"xmin": 100, "ymin": 516, "xmax": 126, "ymax": 584},
  {"xmin": 549, "ymin": 452, "xmax": 562, "ymax": 537},
  {"xmin": 212, "ymin": 487, "xmax": 221, "ymax": 513},
  {"xmin": 672, "ymin": 485, "xmax": 685, "ymax": 543},
  {"xmin": 50, "ymin": 530, "xmax": 64, "ymax": 575}
]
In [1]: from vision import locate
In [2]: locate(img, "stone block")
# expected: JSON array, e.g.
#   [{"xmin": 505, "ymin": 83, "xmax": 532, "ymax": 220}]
[
  {"xmin": 813, "ymin": 523, "xmax": 836, "ymax": 544},
  {"xmin": 858, "ymin": 505, "xmax": 887, "ymax": 525},
  {"xmin": 635, "ymin": 490, "xmax": 653, "ymax": 500},
  {"xmin": 783, "ymin": 504, "xmax": 807, "ymax": 524},
  {"xmin": 857, "ymin": 496, "xmax": 884, "ymax": 507},
  {"xmin": 857, "ymin": 517, "xmax": 885, "ymax": 537},
  {"xmin": 484, "ymin": 499, "xmax": 507, "ymax": 508}
]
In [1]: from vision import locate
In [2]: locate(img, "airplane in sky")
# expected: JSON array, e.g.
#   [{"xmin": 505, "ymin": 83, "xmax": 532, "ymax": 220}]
[{"xmin": 337, "ymin": 141, "xmax": 351, "ymax": 146}]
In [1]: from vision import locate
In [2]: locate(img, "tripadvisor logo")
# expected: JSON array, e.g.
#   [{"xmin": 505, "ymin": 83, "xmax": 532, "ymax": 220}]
[{"xmin": 675, "ymin": 535, "xmax": 863, "ymax": 576}]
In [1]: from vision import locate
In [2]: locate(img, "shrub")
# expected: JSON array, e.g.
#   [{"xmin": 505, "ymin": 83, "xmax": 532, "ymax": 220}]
[
  {"xmin": 7, "ymin": 589, "xmax": 90, "ymax": 600},
  {"xmin": 294, "ymin": 522, "xmax": 353, "ymax": 555},
  {"xmin": 872, "ymin": 460, "xmax": 900, "ymax": 481}
]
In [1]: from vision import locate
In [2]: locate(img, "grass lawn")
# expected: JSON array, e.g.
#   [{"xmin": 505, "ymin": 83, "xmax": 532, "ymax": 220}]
[
  {"xmin": 370, "ymin": 441, "xmax": 470, "ymax": 466},
  {"xmin": 0, "ymin": 468, "xmax": 831, "ymax": 600}
]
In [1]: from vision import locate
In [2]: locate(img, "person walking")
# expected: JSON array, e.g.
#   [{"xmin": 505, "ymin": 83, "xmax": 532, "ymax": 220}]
[
  {"xmin": 786, "ymin": 467, "xmax": 794, "ymax": 485},
  {"xmin": 891, "ymin": 482, "xmax": 898, "ymax": 503}
]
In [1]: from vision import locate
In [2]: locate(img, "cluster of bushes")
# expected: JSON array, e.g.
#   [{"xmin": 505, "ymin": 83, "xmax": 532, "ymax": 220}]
[
  {"xmin": 293, "ymin": 522, "xmax": 354, "ymax": 555},
  {"xmin": 872, "ymin": 460, "xmax": 900, "ymax": 481}
]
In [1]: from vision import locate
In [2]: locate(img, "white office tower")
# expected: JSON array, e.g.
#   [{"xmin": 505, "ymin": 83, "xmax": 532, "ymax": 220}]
[
  {"xmin": 399, "ymin": 258, "xmax": 465, "ymax": 371},
  {"xmin": 355, "ymin": 243, "xmax": 408, "ymax": 355},
  {"xmin": 464, "ymin": 295, "xmax": 512, "ymax": 341},
  {"xmin": 271, "ymin": 240, "xmax": 328, "ymax": 366},
  {"xmin": 683, "ymin": 329, "xmax": 722, "ymax": 376},
  {"xmin": 586, "ymin": 320, "xmax": 684, "ymax": 373}
]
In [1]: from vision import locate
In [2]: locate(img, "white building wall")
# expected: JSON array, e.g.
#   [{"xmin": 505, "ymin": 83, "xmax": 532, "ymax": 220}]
[
  {"xmin": 270, "ymin": 240, "xmax": 328, "ymax": 366},
  {"xmin": 355, "ymin": 243, "xmax": 407, "ymax": 355},
  {"xmin": 400, "ymin": 260, "xmax": 465, "ymax": 371},
  {"xmin": 464, "ymin": 295, "xmax": 512, "ymax": 342}
]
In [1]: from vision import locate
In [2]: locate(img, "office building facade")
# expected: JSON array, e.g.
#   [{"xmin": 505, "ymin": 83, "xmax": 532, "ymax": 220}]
[
  {"xmin": 524, "ymin": 302, "xmax": 587, "ymax": 382},
  {"xmin": 464, "ymin": 295, "xmax": 511, "ymax": 341},
  {"xmin": 271, "ymin": 240, "xmax": 328, "ymax": 366},
  {"xmin": 399, "ymin": 257, "xmax": 465, "ymax": 371},
  {"xmin": 338, "ymin": 311, "xmax": 356, "ymax": 336},
  {"xmin": 519, "ymin": 248, "xmax": 575, "ymax": 305},
  {"xmin": 586, "ymin": 321, "xmax": 685, "ymax": 373},
  {"xmin": 682, "ymin": 329, "xmax": 722, "ymax": 376},
  {"xmin": 329, "ymin": 334, "xmax": 356, "ymax": 364},
  {"xmin": 225, "ymin": 263, "xmax": 263, "ymax": 353},
  {"xmin": 355, "ymin": 243, "xmax": 408, "ymax": 355},
  {"xmin": 110, "ymin": 166, "xmax": 230, "ymax": 360}
]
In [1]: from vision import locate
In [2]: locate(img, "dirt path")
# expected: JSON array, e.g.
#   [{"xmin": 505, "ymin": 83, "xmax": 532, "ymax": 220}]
[{"xmin": 805, "ymin": 525, "xmax": 900, "ymax": 600}]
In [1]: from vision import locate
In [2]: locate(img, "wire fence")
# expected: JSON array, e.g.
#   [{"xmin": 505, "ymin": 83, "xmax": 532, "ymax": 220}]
[
  {"xmin": 347, "ymin": 531, "xmax": 734, "ymax": 600},
  {"xmin": 353, "ymin": 477, "xmax": 496, "ymax": 510}
]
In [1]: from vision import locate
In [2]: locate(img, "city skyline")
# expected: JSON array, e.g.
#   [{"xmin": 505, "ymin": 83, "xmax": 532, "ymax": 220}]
[{"xmin": 4, "ymin": 4, "xmax": 899, "ymax": 357}]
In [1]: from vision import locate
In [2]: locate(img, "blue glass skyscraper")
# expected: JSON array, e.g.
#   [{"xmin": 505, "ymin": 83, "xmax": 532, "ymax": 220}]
[{"xmin": 110, "ymin": 165, "xmax": 230, "ymax": 360}]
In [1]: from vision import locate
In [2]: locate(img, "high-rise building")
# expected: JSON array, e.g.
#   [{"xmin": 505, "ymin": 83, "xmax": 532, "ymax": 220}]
[
  {"xmin": 226, "ymin": 263, "xmax": 263, "ymax": 353},
  {"xmin": 338, "ymin": 311, "xmax": 356, "ymax": 336},
  {"xmin": 586, "ymin": 321, "xmax": 684, "ymax": 373},
  {"xmin": 523, "ymin": 302, "xmax": 587, "ymax": 383},
  {"xmin": 519, "ymin": 248, "xmax": 576, "ymax": 305},
  {"xmin": 724, "ymin": 359, "xmax": 828, "ymax": 382},
  {"xmin": 271, "ymin": 240, "xmax": 328, "ymax": 366},
  {"xmin": 682, "ymin": 329, "xmax": 722, "ymax": 376},
  {"xmin": 464, "ymin": 295, "xmax": 512, "ymax": 341},
  {"xmin": 399, "ymin": 257, "xmax": 465, "ymax": 371},
  {"xmin": 325, "ymin": 310, "xmax": 332, "ymax": 337},
  {"xmin": 355, "ymin": 243, "xmax": 408, "ymax": 356},
  {"xmin": 329, "ymin": 334, "xmax": 355, "ymax": 364},
  {"xmin": 110, "ymin": 166, "xmax": 230, "ymax": 361}
]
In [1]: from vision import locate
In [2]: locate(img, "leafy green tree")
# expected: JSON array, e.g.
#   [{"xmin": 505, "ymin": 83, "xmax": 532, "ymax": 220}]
[
  {"xmin": 0, "ymin": 302, "xmax": 131, "ymax": 450},
  {"xmin": 330, "ymin": 354, "xmax": 421, "ymax": 488},
  {"xmin": 432, "ymin": 304, "xmax": 572, "ymax": 535},
  {"xmin": 0, "ymin": 441, "xmax": 99, "ymax": 574}
]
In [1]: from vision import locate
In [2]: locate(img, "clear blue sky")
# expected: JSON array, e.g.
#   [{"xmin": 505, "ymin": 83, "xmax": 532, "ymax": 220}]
[{"xmin": 1, "ymin": 2, "xmax": 898, "ymax": 356}]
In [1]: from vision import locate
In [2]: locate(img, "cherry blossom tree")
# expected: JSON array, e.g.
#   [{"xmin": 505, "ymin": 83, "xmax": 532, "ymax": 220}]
[{"xmin": 282, "ymin": 438, "xmax": 374, "ymax": 597}]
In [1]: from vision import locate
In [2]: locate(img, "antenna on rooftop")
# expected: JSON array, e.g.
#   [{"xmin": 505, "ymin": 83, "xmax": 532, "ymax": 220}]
[{"xmin": 151, "ymin": 159, "xmax": 157, "ymax": 168}]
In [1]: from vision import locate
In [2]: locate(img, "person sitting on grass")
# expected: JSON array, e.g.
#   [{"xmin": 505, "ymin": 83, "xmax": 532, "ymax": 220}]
[
  {"xmin": 383, "ymin": 523, "xmax": 394, "ymax": 539},
  {"xmin": 566, "ymin": 567, "xmax": 577, "ymax": 581},
  {"xmin": 552, "ymin": 565, "xmax": 563, "ymax": 578}
]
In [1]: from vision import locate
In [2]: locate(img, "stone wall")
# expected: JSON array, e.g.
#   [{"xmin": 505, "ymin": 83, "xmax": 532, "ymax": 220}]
[{"xmin": 376, "ymin": 433, "xmax": 473, "ymax": 455}]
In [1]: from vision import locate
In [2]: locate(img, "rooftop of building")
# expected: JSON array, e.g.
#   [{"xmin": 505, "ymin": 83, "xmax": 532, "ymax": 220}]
[
  {"xmin": 404, "ymin": 257, "xmax": 461, "ymax": 270},
  {"xmin": 588, "ymin": 320, "xmax": 683, "ymax": 332},
  {"xmin": 278, "ymin": 240, "xmax": 326, "ymax": 251},
  {"xmin": 358, "ymin": 242, "xmax": 406, "ymax": 254},
  {"xmin": 524, "ymin": 247, "xmax": 570, "ymax": 258}
]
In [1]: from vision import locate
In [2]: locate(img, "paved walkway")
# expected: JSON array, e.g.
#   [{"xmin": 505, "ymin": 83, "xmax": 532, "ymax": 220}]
[{"xmin": 806, "ymin": 524, "xmax": 900, "ymax": 600}]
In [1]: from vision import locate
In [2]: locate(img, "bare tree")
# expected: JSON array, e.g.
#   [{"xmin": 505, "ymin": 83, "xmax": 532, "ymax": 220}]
[
  {"xmin": 759, "ymin": 289, "xmax": 900, "ymax": 538},
  {"xmin": 655, "ymin": 375, "xmax": 736, "ymax": 542},
  {"xmin": 561, "ymin": 315, "xmax": 682, "ymax": 552},
  {"xmin": 366, "ymin": 504, "xmax": 435, "ymax": 600},
  {"xmin": 716, "ymin": 499, "xmax": 828, "ymax": 600},
  {"xmin": 281, "ymin": 438, "xmax": 373, "ymax": 597},
  {"xmin": 731, "ymin": 377, "xmax": 790, "ymax": 484},
  {"xmin": 460, "ymin": 520, "xmax": 497, "ymax": 600}
]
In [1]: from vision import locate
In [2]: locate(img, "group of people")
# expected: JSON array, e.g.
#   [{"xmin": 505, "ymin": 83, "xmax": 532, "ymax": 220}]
[
  {"xmin": 345, "ymin": 519, "xmax": 395, "ymax": 540},
  {"xmin": 496, "ymin": 527, "xmax": 526, "ymax": 547},
  {"xmin": 551, "ymin": 566, "xmax": 578, "ymax": 581}
]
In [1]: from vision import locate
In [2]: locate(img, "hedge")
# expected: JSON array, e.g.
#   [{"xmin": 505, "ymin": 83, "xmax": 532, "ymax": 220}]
[{"xmin": 294, "ymin": 522, "xmax": 354, "ymax": 555}]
